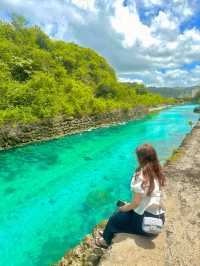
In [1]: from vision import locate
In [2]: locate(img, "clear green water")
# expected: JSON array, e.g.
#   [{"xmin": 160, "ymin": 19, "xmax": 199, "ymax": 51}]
[{"xmin": 0, "ymin": 105, "xmax": 199, "ymax": 266}]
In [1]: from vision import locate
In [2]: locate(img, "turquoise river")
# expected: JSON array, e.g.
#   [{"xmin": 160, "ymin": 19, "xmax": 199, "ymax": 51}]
[{"xmin": 0, "ymin": 104, "xmax": 199, "ymax": 266}]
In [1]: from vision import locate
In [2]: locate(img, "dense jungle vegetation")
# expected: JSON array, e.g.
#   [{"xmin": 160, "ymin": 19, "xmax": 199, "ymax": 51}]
[{"xmin": 0, "ymin": 16, "xmax": 176, "ymax": 126}]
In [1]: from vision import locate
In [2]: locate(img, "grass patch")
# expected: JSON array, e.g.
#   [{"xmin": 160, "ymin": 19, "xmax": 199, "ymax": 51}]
[{"xmin": 165, "ymin": 148, "xmax": 185, "ymax": 164}]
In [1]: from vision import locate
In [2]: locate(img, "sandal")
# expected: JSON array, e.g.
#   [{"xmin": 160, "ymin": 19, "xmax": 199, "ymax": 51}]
[
  {"xmin": 95, "ymin": 237, "xmax": 109, "ymax": 249},
  {"xmin": 98, "ymin": 230, "xmax": 104, "ymax": 237}
]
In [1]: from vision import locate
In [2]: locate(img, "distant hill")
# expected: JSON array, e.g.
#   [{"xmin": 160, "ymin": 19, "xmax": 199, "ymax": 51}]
[{"xmin": 148, "ymin": 86, "xmax": 200, "ymax": 98}]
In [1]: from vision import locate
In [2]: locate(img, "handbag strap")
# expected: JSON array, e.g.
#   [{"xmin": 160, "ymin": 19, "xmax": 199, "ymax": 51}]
[{"xmin": 158, "ymin": 188, "xmax": 165, "ymax": 219}]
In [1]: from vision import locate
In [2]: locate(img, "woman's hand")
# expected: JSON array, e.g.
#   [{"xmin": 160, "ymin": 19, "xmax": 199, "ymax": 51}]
[
  {"xmin": 118, "ymin": 193, "xmax": 142, "ymax": 212},
  {"xmin": 118, "ymin": 203, "xmax": 130, "ymax": 212}
]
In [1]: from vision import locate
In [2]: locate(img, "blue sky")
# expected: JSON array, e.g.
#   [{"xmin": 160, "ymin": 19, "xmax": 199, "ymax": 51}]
[{"xmin": 1, "ymin": 0, "xmax": 200, "ymax": 87}]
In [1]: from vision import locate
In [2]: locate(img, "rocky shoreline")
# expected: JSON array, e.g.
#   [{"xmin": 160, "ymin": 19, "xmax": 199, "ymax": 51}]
[
  {"xmin": 0, "ymin": 105, "xmax": 171, "ymax": 151},
  {"xmin": 53, "ymin": 119, "xmax": 200, "ymax": 266}
]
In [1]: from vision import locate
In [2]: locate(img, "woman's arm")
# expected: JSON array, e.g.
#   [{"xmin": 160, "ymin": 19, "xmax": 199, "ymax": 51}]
[{"xmin": 118, "ymin": 192, "xmax": 142, "ymax": 212}]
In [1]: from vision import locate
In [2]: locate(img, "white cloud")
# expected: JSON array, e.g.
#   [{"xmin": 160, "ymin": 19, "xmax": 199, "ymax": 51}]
[
  {"xmin": 119, "ymin": 77, "xmax": 144, "ymax": 84},
  {"xmin": 0, "ymin": 0, "xmax": 200, "ymax": 87},
  {"xmin": 151, "ymin": 11, "xmax": 179, "ymax": 41},
  {"xmin": 111, "ymin": 0, "xmax": 157, "ymax": 47},
  {"xmin": 71, "ymin": 0, "xmax": 96, "ymax": 12},
  {"xmin": 171, "ymin": 0, "xmax": 194, "ymax": 19},
  {"xmin": 143, "ymin": 0, "xmax": 163, "ymax": 7},
  {"xmin": 119, "ymin": 65, "xmax": 200, "ymax": 87}
]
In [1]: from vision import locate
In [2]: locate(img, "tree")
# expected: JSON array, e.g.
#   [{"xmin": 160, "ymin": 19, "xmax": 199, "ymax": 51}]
[
  {"xmin": 95, "ymin": 81, "xmax": 118, "ymax": 98},
  {"xmin": 10, "ymin": 56, "xmax": 33, "ymax": 82},
  {"xmin": 11, "ymin": 13, "xmax": 27, "ymax": 29}
]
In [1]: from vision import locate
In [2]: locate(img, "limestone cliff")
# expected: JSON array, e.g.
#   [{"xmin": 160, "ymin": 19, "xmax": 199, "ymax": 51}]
[{"xmin": 0, "ymin": 106, "xmax": 150, "ymax": 150}]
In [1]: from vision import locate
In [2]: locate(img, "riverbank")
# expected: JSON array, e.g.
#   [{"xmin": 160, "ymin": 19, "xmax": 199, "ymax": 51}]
[
  {"xmin": 0, "ymin": 104, "xmax": 171, "ymax": 151},
  {"xmin": 53, "ymin": 119, "xmax": 200, "ymax": 266}
]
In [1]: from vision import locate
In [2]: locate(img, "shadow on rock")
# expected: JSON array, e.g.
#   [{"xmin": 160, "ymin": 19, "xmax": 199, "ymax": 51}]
[{"xmin": 113, "ymin": 233, "xmax": 156, "ymax": 250}]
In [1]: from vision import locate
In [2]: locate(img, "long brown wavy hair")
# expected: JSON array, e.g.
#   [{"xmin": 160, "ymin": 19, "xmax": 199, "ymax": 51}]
[{"xmin": 135, "ymin": 144, "xmax": 165, "ymax": 196}]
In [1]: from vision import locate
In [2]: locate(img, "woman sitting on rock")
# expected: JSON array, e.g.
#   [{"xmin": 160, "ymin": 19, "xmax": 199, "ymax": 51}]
[{"xmin": 95, "ymin": 143, "xmax": 166, "ymax": 248}]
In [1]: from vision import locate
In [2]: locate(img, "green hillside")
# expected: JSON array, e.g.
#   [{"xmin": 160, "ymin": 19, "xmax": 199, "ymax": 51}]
[
  {"xmin": 148, "ymin": 86, "xmax": 200, "ymax": 99},
  {"xmin": 0, "ymin": 17, "xmax": 175, "ymax": 127}
]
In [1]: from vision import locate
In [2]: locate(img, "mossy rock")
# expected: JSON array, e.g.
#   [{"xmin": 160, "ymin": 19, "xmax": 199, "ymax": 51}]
[
  {"xmin": 84, "ymin": 189, "xmax": 113, "ymax": 209},
  {"xmin": 165, "ymin": 148, "xmax": 185, "ymax": 164}
]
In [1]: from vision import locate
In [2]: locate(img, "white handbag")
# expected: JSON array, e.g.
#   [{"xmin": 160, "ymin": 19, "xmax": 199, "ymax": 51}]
[
  {"xmin": 142, "ymin": 216, "xmax": 163, "ymax": 235},
  {"xmin": 142, "ymin": 194, "xmax": 165, "ymax": 235}
]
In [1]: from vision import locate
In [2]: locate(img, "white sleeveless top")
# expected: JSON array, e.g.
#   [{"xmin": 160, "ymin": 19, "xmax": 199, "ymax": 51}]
[{"xmin": 130, "ymin": 169, "xmax": 165, "ymax": 215}]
